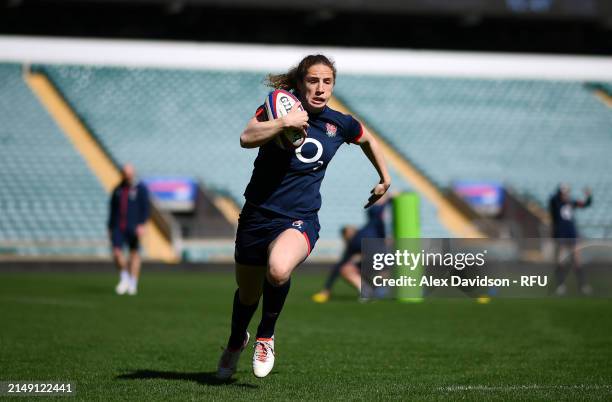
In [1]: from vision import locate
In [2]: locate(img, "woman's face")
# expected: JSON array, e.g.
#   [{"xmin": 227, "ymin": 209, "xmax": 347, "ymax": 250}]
[{"xmin": 298, "ymin": 64, "xmax": 334, "ymax": 113}]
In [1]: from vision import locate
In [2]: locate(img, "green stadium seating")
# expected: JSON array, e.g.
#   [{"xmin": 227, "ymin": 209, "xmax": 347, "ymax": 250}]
[
  {"xmin": 0, "ymin": 64, "xmax": 109, "ymax": 256},
  {"xmin": 335, "ymin": 76, "xmax": 612, "ymax": 238},
  {"xmin": 593, "ymin": 82, "xmax": 612, "ymax": 96},
  {"xmin": 8, "ymin": 61, "xmax": 609, "ymax": 261},
  {"xmin": 43, "ymin": 65, "xmax": 450, "ymax": 247}
]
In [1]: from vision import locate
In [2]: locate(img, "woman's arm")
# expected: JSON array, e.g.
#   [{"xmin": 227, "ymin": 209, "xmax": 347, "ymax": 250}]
[
  {"xmin": 240, "ymin": 103, "xmax": 308, "ymax": 149},
  {"xmin": 356, "ymin": 126, "xmax": 391, "ymax": 208},
  {"xmin": 574, "ymin": 187, "xmax": 593, "ymax": 208}
]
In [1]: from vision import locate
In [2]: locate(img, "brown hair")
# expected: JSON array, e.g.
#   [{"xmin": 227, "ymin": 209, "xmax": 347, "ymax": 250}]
[{"xmin": 266, "ymin": 54, "xmax": 336, "ymax": 91}]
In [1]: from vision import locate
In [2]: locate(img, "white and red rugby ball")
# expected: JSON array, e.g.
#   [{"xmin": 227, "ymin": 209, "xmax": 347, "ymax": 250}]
[{"xmin": 264, "ymin": 89, "xmax": 307, "ymax": 149}]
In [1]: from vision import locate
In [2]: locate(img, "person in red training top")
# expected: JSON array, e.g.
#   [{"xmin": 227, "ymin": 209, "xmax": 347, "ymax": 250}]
[{"xmin": 108, "ymin": 164, "xmax": 150, "ymax": 296}]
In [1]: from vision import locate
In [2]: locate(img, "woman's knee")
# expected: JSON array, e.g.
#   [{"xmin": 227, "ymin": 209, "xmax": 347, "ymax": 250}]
[
  {"xmin": 339, "ymin": 263, "xmax": 354, "ymax": 278},
  {"xmin": 112, "ymin": 248, "xmax": 123, "ymax": 260},
  {"xmin": 267, "ymin": 261, "xmax": 292, "ymax": 286},
  {"xmin": 266, "ymin": 229, "xmax": 308, "ymax": 286}
]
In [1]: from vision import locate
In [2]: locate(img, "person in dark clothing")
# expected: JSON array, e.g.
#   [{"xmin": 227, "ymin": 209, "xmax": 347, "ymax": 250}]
[
  {"xmin": 549, "ymin": 184, "xmax": 592, "ymax": 295},
  {"xmin": 312, "ymin": 196, "xmax": 390, "ymax": 303},
  {"xmin": 311, "ymin": 225, "xmax": 357, "ymax": 303},
  {"xmin": 216, "ymin": 55, "xmax": 391, "ymax": 380},
  {"xmin": 108, "ymin": 164, "xmax": 150, "ymax": 296}
]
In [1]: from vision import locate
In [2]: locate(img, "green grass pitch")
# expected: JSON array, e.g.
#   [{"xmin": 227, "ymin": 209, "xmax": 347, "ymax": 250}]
[{"xmin": 1, "ymin": 270, "xmax": 611, "ymax": 401}]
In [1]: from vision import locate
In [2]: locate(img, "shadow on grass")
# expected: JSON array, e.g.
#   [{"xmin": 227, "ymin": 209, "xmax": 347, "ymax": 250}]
[{"xmin": 117, "ymin": 370, "xmax": 258, "ymax": 389}]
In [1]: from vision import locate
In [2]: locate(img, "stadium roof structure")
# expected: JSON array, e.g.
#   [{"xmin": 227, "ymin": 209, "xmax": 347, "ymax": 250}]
[{"xmin": 1, "ymin": 36, "xmax": 612, "ymax": 81}]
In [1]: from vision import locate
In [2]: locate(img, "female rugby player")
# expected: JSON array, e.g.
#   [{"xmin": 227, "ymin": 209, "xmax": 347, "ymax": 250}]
[{"xmin": 217, "ymin": 54, "xmax": 391, "ymax": 379}]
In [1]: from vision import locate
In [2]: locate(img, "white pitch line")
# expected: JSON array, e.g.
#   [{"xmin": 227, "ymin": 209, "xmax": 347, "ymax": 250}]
[{"xmin": 438, "ymin": 384, "xmax": 612, "ymax": 392}]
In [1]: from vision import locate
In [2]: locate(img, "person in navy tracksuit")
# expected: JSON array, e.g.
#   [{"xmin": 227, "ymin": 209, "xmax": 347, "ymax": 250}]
[
  {"xmin": 108, "ymin": 164, "xmax": 150, "ymax": 296},
  {"xmin": 548, "ymin": 183, "xmax": 592, "ymax": 295},
  {"xmin": 217, "ymin": 54, "xmax": 391, "ymax": 380},
  {"xmin": 312, "ymin": 197, "xmax": 390, "ymax": 303}
]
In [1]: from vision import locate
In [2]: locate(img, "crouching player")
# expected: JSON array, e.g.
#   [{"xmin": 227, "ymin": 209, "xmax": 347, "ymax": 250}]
[{"xmin": 312, "ymin": 195, "xmax": 391, "ymax": 303}]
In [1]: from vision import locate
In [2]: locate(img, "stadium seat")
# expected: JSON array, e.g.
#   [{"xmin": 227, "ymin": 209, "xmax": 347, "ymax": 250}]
[
  {"xmin": 335, "ymin": 76, "xmax": 612, "ymax": 238},
  {"xmin": 0, "ymin": 64, "xmax": 109, "ymax": 256},
  {"xmin": 42, "ymin": 65, "xmax": 450, "ymax": 249}
]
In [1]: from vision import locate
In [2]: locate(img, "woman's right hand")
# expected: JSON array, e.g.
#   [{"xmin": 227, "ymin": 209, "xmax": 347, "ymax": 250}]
[
  {"xmin": 240, "ymin": 102, "xmax": 308, "ymax": 148},
  {"xmin": 281, "ymin": 102, "xmax": 309, "ymax": 132}
]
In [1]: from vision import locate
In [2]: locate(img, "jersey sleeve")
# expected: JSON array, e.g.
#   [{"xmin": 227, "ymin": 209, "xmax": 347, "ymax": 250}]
[
  {"xmin": 254, "ymin": 104, "xmax": 268, "ymax": 122},
  {"xmin": 108, "ymin": 188, "xmax": 117, "ymax": 229},
  {"xmin": 342, "ymin": 114, "xmax": 363, "ymax": 144},
  {"xmin": 573, "ymin": 194, "xmax": 593, "ymax": 208},
  {"xmin": 138, "ymin": 184, "xmax": 151, "ymax": 224}
]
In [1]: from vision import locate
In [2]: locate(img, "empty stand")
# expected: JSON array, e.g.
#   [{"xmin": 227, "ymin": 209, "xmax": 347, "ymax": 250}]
[
  {"xmin": 335, "ymin": 76, "xmax": 612, "ymax": 238},
  {"xmin": 43, "ymin": 65, "xmax": 449, "ymax": 244},
  {"xmin": 0, "ymin": 64, "xmax": 108, "ymax": 255}
]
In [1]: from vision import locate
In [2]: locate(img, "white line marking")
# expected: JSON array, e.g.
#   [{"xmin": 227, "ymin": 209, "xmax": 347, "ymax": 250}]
[{"xmin": 438, "ymin": 384, "xmax": 612, "ymax": 392}]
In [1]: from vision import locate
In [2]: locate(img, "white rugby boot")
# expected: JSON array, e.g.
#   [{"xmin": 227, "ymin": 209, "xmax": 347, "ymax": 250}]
[
  {"xmin": 127, "ymin": 284, "xmax": 138, "ymax": 296},
  {"xmin": 127, "ymin": 276, "xmax": 138, "ymax": 296},
  {"xmin": 555, "ymin": 283, "xmax": 567, "ymax": 296},
  {"xmin": 115, "ymin": 270, "xmax": 130, "ymax": 295},
  {"xmin": 115, "ymin": 280, "xmax": 129, "ymax": 295},
  {"xmin": 252, "ymin": 336, "xmax": 275, "ymax": 378},
  {"xmin": 216, "ymin": 332, "xmax": 250, "ymax": 380},
  {"xmin": 580, "ymin": 284, "xmax": 593, "ymax": 295}
]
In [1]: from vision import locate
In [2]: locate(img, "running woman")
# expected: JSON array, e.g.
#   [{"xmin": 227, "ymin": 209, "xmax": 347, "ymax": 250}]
[{"xmin": 216, "ymin": 54, "xmax": 391, "ymax": 379}]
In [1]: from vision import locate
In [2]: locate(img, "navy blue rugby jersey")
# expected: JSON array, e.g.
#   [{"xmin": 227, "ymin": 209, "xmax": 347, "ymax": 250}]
[
  {"xmin": 243, "ymin": 104, "xmax": 363, "ymax": 218},
  {"xmin": 360, "ymin": 201, "xmax": 389, "ymax": 238},
  {"xmin": 548, "ymin": 192, "xmax": 592, "ymax": 238}
]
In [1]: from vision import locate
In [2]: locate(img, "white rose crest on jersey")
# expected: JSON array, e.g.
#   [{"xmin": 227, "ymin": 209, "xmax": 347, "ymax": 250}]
[{"xmin": 325, "ymin": 123, "xmax": 337, "ymax": 137}]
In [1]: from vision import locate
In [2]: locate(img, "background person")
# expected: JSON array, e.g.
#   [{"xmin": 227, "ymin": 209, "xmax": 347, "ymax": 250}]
[
  {"xmin": 108, "ymin": 164, "xmax": 150, "ymax": 296},
  {"xmin": 549, "ymin": 184, "xmax": 592, "ymax": 295},
  {"xmin": 311, "ymin": 225, "xmax": 357, "ymax": 303},
  {"xmin": 312, "ymin": 196, "xmax": 391, "ymax": 303}
]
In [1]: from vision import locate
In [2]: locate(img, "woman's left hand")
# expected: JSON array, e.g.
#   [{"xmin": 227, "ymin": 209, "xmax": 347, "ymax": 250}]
[{"xmin": 364, "ymin": 182, "xmax": 390, "ymax": 209}]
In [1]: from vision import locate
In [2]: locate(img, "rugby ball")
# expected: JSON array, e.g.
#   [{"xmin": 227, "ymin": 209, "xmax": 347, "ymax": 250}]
[{"xmin": 264, "ymin": 89, "xmax": 307, "ymax": 149}]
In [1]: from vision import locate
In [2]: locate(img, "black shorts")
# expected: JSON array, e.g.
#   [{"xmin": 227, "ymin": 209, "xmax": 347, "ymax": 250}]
[
  {"xmin": 111, "ymin": 228, "xmax": 140, "ymax": 251},
  {"xmin": 346, "ymin": 232, "xmax": 364, "ymax": 256},
  {"xmin": 234, "ymin": 203, "xmax": 320, "ymax": 266}
]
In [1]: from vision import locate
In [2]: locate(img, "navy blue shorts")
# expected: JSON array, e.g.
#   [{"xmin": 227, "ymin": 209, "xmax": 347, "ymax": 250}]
[
  {"xmin": 234, "ymin": 203, "xmax": 320, "ymax": 266},
  {"xmin": 346, "ymin": 232, "xmax": 364, "ymax": 256},
  {"xmin": 111, "ymin": 228, "xmax": 140, "ymax": 251},
  {"xmin": 555, "ymin": 237, "xmax": 578, "ymax": 247}
]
